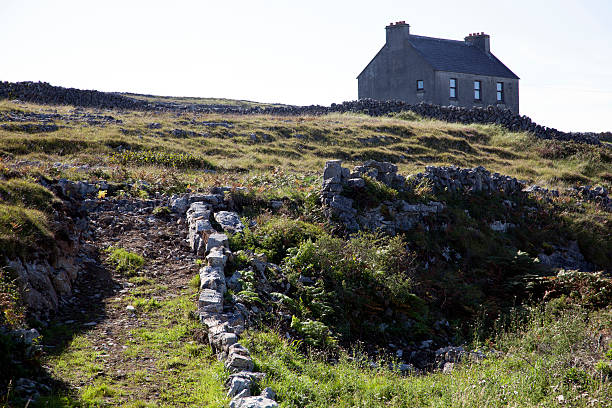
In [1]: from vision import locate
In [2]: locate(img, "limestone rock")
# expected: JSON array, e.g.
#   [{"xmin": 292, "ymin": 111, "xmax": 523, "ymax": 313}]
[
  {"xmin": 214, "ymin": 211, "xmax": 244, "ymax": 233},
  {"xmin": 198, "ymin": 289, "xmax": 223, "ymax": 314},
  {"xmin": 230, "ymin": 396, "xmax": 278, "ymax": 408}
]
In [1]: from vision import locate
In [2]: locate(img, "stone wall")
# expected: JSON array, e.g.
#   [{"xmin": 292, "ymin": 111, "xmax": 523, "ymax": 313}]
[
  {"xmin": 0, "ymin": 81, "xmax": 605, "ymax": 145},
  {"xmin": 182, "ymin": 200, "xmax": 278, "ymax": 408},
  {"xmin": 321, "ymin": 160, "xmax": 528, "ymax": 234}
]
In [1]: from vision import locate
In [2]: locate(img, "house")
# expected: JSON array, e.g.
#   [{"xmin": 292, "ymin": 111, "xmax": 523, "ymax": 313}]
[{"xmin": 357, "ymin": 22, "xmax": 520, "ymax": 113}]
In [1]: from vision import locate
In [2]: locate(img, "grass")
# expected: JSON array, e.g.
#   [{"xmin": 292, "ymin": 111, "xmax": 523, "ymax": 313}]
[
  {"xmin": 1, "ymin": 100, "xmax": 610, "ymax": 193},
  {"xmin": 0, "ymin": 204, "xmax": 52, "ymax": 259},
  {"xmin": 105, "ymin": 247, "xmax": 145, "ymax": 276},
  {"xmin": 36, "ymin": 289, "xmax": 228, "ymax": 407},
  {"xmin": 243, "ymin": 302, "xmax": 611, "ymax": 408},
  {"xmin": 1, "ymin": 97, "xmax": 611, "ymax": 406}
]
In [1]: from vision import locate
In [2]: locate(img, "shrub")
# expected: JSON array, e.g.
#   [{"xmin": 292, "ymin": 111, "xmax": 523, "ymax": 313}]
[
  {"xmin": 539, "ymin": 270, "xmax": 612, "ymax": 309},
  {"xmin": 0, "ymin": 267, "xmax": 25, "ymax": 327},
  {"xmin": 290, "ymin": 316, "xmax": 337, "ymax": 348},
  {"xmin": 229, "ymin": 217, "xmax": 324, "ymax": 264},
  {"xmin": 105, "ymin": 247, "xmax": 145, "ymax": 276},
  {"xmin": 281, "ymin": 232, "xmax": 424, "ymax": 343},
  {"xmin": 111, "ymin": 150, "xmax": 214, "ymax": 169}
]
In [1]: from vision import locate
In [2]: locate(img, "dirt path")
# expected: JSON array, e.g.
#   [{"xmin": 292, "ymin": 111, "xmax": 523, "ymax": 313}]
[{"xmin": 39, "ymin": 200, "xmax": 227, "ymax": 407}]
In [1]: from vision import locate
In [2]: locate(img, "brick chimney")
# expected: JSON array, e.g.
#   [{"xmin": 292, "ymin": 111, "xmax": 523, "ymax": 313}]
[
  {"xmin": 386, "ymin": 21, "xmax": 410, "ymax": 50},
  {"xmin": 465, "ymin": 32, "xmax": 490, "ymax": 53}
]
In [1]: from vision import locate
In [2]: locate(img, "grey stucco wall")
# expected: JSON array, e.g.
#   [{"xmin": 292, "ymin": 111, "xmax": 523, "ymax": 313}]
[
  {"xmin": 358, "ymin": 30, "xmax": 520, "ymax": 114},
  {"xmin": 434, "ymin": 71, "xmax": 519, "ymax": 114},
  {"xmin": 358, "ymin": 43, "xmax": 436, "ymax": 104}
]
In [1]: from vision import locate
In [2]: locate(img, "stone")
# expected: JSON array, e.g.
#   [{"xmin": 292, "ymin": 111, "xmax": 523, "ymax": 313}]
[
  {"xmin": 346, "ymin": 178, "xmax": 365, "ymax": 188},
  {"xmin": 207, "ymin": 247, "xmax": 229, "ymax": 268},
  {"xmin": 206, "ymin": 233, "xmax": 229, "ymax": 252},
  {"xmin": 200, "ymin": 266, "xmax": 226, "ymax": 294},
  {"xmin": 229, "ymin": 396, "xmax": 278, "ymax": 408},
  {"xmin": 260, "ymin": 387, "xmax": 276, "ymax": 400},
  {"xmin": 226, "ymin": 270, "xmax": 242, "ymax": 291},
  {"xmin": 227, "ymin": 376, "xmax": 252, "ymax": 398},
  {"xmin": 226, "ymin": 352, "xmax": 255, "ymax": 373},
  {"xmin": 214, "ymin": 211, "xmax": 244, "ymax": 233},
  {"xmin": 170, "ymin": 195, "xmax": 189, "ymax": 214},
  {"xmin": 322, "ymin": 160, "xmax": 342, "ymax": 181},
  {"xmin": 198, "ymin": 289, "xmax": 223, "ymax": 313}
]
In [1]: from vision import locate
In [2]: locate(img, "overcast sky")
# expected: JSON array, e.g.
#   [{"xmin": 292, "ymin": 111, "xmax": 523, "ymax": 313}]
[{"xmin": 1, "ymin": 0, "xmax": 611, "ymax": 131}]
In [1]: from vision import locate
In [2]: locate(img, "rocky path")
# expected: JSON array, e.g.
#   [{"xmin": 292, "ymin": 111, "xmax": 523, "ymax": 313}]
[{"xmin": 40, "ymin": 199, "xmax": 227, "ymax": 406}]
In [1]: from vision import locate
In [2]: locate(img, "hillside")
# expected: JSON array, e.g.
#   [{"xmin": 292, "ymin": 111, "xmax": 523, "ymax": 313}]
[{"xmin": 0, "ymin": 85, "xmax": 611, "ymax": 407}]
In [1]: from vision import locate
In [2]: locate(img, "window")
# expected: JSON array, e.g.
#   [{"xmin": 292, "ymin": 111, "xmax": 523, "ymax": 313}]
[
  {"xmin": 496, "ymin": 82, "xmax": 504, "ymax": 102},
  {"xmin": 449, "ymin": 78, "xmax": 457, "ymax": 98},
  {"xmin": 474, "ymin": 80, "xmax": 481, "ymax": 100},
  {"xmin": 416, "ymin": 80, "xmax": 424, "ymax": 92}
]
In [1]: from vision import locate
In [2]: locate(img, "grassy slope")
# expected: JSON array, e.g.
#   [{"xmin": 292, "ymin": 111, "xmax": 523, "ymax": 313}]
[
  {"xmin": 1, "ymin": 99, "xmax": 611, "ymax": 407},
  {"xmin": 117, "ymin": 93, "xmax": 288, "ymax": 108},
  {"xmin": 1, "ymin": 100, "xmax": 610, "ymax": 190}
]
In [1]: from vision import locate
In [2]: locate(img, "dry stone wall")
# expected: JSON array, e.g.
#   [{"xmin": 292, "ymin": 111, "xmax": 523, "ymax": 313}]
[
  {"xmin": 321, "ymin": 160, "xmax": 528, "ymax": 234},
  {"xmin": 1, "ymin": 81, "xmax": 605, "ymax": 145},
  {"xmin": 183, "ymin": 200, "xmax": 278, "ymax": 408}
]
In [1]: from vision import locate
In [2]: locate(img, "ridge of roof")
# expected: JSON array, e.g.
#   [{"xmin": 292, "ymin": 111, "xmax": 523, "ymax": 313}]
[{"xmin": 406, "ymin": 34, "xmax": 519, "ymax": 79}]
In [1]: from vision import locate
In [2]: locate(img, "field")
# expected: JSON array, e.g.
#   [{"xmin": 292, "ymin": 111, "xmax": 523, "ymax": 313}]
[{"xmin": 0, "ymin": 97, "xmax": 610, "ymax": 407}]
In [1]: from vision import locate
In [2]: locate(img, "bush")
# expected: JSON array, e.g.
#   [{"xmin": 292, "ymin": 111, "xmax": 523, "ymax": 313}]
[
  {"xmin": 0, "ymin": 267, "xmax": 24, "ymax": 327},
  {"xmin": 111, "ymin": 150, "xmax": 214, "ymax": 169},
  {"xmin": 281, "ymin": 231, "xmax": 424, "ymax": 343},
  {"xmin": 290, "ymin": 315, "xmax": 337, "ymax": 348},
  {"xmin": 537, "ymin": 270, "xmax": 612, "ymax": 309},
  {"xmin": 229, "ymin": 217, "xmax": 324, "ymax": 264}
]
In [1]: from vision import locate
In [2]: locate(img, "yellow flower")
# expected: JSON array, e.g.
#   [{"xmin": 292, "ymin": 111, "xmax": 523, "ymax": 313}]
[{"xmin": 97, "ymin": 190, "xmax": 107, "ymax": 199}]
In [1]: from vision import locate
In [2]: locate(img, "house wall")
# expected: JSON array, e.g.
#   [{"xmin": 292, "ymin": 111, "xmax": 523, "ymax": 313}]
[
  {"xmin": 358, "ymin": 44, "xmax": 436, "ymax": 104},
  {"xmin": 433, "ymin": 71, "xmax": 519, "ymax": 114}
]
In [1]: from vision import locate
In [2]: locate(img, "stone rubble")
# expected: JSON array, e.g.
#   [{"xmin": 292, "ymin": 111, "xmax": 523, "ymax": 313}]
[
  {"xmin": 321, "ymin": 160, "xmax": 445, "ymax": 234},
  {"xmin": 184, "ymin": 201, "xmax": 278, "ymax": 407}
]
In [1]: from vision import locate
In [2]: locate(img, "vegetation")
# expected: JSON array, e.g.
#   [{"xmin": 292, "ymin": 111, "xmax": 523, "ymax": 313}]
[
  {"xmin": 0, "ymin": 97, "xmax": 610, "ymax": 406},
  {"xmin": 105, "ymin": 247, "xmax": 145, "ymax": 276},
  {"xmin": 36, "ymin": 291, "xmax": 228, "ymax": 407},
  {"xmin": 244, "ymin": 303, "xmax": 611, "ymax": 408}
]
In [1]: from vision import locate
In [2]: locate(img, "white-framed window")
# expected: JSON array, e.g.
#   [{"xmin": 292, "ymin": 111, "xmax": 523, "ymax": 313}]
[
  {"xmin": 450, "ymin": 78, "xmax": 457, "ymax": 98},
  {"xmin": 496, "ymin": 82, "xmax": 504, "ymax": 102},
  {"xmin": 474, "ymin": 80, "xmax": 482, "ymax": 100}
]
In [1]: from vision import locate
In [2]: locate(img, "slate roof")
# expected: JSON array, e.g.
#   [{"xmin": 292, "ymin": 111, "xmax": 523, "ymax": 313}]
[{"xmin": 407, "ymin": 35, "xmax": 519, "ymax": 79}]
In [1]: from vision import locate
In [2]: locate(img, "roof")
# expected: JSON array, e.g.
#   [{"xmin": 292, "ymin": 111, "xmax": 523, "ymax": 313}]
[{"xmin": 407, "ymin": 35, "xmax": 519, "ymax": 79}]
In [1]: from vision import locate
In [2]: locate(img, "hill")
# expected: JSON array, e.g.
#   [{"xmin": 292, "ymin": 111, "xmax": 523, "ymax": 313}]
[{"xmin": 0, "ymin": 86, "xmax": 610, "ymax": 407}]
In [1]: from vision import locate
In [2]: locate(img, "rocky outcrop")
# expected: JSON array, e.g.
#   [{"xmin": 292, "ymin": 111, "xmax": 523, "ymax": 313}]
[
  {"xmin": 410, "ymin": 165, "xmax": 525, "ymax": 195},
  {"xmin": 321, "ymin": 160, "xmax": 442, "ymax": 234},
  {"xmin": 183, "ymin": 201, "xmax": 278, "ymax": 407},
  {"xmin": 1, "ymin": 81, "xmax": 605, "ymax": 145}
]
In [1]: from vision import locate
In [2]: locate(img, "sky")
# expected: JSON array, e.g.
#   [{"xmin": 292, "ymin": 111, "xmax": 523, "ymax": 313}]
[{"xmin": 1, "ymin": 0, "xmax": 611, "ymax": 132}]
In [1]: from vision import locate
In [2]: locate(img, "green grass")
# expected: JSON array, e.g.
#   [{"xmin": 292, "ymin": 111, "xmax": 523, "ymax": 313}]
[
  {"xmin": 37, "ymin": 289, "xmax": 228, "ymax": 407},
  {"xmin": 244, "ymin": 303, "xmax": 611, "ymax": 408},
  {"xmin": 0, "ymin": 204, "xmax": 52, "ymax": 259},
  {"xmin": 105, "ymin": 247, "xmax": 145, "ymax": 276},
  {"xmin": 1, "ymin": 100, "xmax": 610, "ymax": 193}
]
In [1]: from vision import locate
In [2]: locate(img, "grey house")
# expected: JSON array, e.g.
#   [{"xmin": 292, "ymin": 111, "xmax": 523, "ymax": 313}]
[{"xmin": 358, "ymin": 22, "xmax": 520, "ymax": 113}]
